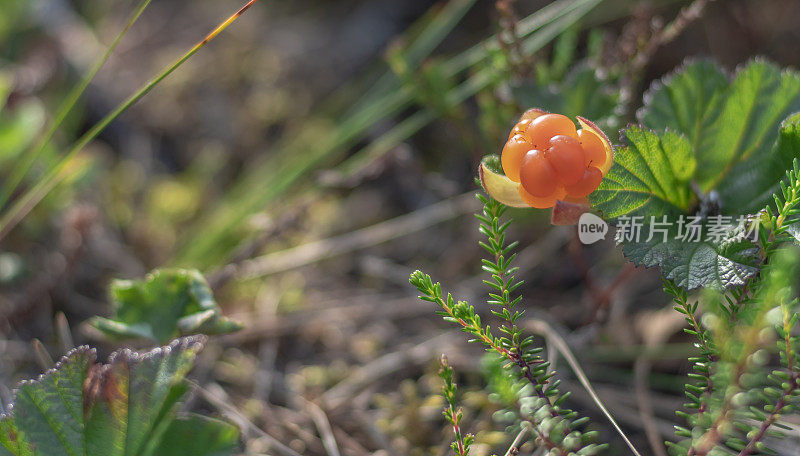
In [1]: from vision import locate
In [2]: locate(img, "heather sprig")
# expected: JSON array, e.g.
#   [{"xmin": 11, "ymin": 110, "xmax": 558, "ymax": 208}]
[
  {"xmin": 439, "ymin": 356, "xmax": 474, "ymax": 456},
  {"xmin": 410, "ymin": 194, "xmax": 607, "ymax": 456},
  {"xmin": 666, "ymin": 277, "xmax": 717, "ymax": 430},
  {"xmin": 666, "ymin": 160, "xmax": 800, "ymax": 455}
]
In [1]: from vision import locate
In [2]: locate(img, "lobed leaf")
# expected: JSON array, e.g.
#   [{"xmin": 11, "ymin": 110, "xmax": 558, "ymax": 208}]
[
  {"xmin": 13, "ymin": 348, "xmax": 93, "ymax": 456},
  {"xmin": 638, "ymin": 59, "xmax": 728, "ymax": 176}
]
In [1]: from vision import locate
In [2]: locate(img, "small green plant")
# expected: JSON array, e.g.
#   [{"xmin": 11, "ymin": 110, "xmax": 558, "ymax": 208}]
[
  {"xmin": 662, "ymin": 155, "xmax": 800, "ymax": 455},
  {"xmin": 8, "ymin": 1, "xmax": 800, "ymax": 454},
  {"xmin": 0, "ymin": 3, "xmax": 256, "ymax": 453},
  {"xmin": 2, "ymin": 266, "xmax": 243, "ymax": 455},
  {"xmin": 591, "ymin": 60, "xmax": 800, "ymax": 290}
]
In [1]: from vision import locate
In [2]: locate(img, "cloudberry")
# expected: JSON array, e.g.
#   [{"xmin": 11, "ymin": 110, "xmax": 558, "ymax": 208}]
[
  {"xmin": 508, "ymin": 118, "xmax": 532, "ymax": 140},
  {"xmin": 527, "ymin": 113, "xmax": 578, "ymax": 148},
  {"xmin": 578, "ymin": 128, "xmax": 607, "ymax": 169},
  {"xmin": 491, "ymin": 109, "xmax": 613, "ymax": 209},
  {"xmin": 518, "ymin": 184, "xmax": 567, "ymax": 209}
]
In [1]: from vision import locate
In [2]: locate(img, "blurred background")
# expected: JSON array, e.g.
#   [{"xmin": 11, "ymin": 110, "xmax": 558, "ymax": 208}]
[{"xmin": 3, "ymin": 0, "xmax": 800, "ymax": 454}]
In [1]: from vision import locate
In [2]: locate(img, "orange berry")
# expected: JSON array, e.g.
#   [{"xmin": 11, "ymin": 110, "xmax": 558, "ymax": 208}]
[
  {"xmin": 501, "ymin": 134, "xmax": 532, "ymax": 182},
  {"xmin": 518, "ymin": 184, "xmax": 566, "ymax": 209},
  {"xmin": 508, "ymin": 118, "xmax": 532, "ymax": 140},
  {"xmin": 564, "ymin": 166, "xmax": 603, "ymax": 198},
  {"xmin": 546, "ymin": 135, "xmax": 586, "ymax": 185},
  {"xmin": 527, "ymin": 113, "xmax": 578, "ymax": 148},
  {"xmin": 519, "ymin": 149, "xmax": 558, "ymax": 197},
  {"xmin": 577, "ymin": 128, "xmax": 607, "ymax": 169}
]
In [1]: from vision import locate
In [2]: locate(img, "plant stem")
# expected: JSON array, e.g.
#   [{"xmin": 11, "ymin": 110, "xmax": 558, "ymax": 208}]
[
  {"xmin": 503, "ymin": 428, "xmax": 528, "ymax": 456},
  {"xmin": 418, "ymin": 281, "xmax": 567, "ymax": 455},
  {"xmin": 737, "ymin": 374, "xmax": 799, "ymax": 456},
  {"xmin": 675, "ymin": 294, "xmax": 716, "ymax": 419},
  {"xmin": 480, "ymin": 200, "xmax": 558, "ymax": 416}
]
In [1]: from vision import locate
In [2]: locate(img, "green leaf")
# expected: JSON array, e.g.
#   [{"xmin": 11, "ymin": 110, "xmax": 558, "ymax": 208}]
[
  {"xmin": 13, "ymin": 348, "xmax": 93, "ymax": 456},
  {"xmin": 0, "ymin": 337, "xmax": 239, "ymax": 456},
  {"xmin": 0, "ymin": 406, "xmax": 32, "ymax": 456},
  {"xmin": 638, "ymin": 59, "xmax": 728, "ymax": 164},
  {"xmin": 89, "ymin": 269, "xmax": 242, "ymax": 344},
  {"xmin": 589, "ymin": 126, "xmax": 696, "ymax": 219},
  {"xmin": 639, "ymin": 59, "xmax": 800, "ymax": 212}
]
